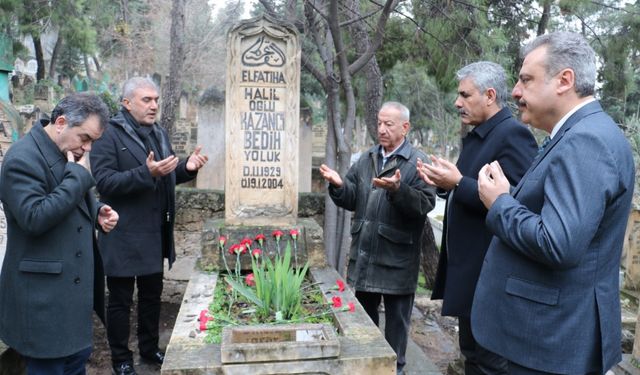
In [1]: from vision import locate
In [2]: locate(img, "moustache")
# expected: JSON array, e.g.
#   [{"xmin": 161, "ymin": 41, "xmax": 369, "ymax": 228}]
[
  {"xmin": 516, "ymin": 100, "xmax": 527, "ymax": 107},
  {"xmin": 458, "ymin": 109, "xmax": 467, "ymax": 116}
]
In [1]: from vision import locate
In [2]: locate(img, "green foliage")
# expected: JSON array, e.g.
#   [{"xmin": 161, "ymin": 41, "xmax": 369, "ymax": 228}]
[
  {"xmin": 226, "ymin": 243, "xmax": 310, "ymax": 321},
  {"xmin": 384, "ymin": 61, "xmax": 459, "ymax": 155},
  {"xmin": 99, "ymin": 90, "xmax": 119, "ymax": 116}
]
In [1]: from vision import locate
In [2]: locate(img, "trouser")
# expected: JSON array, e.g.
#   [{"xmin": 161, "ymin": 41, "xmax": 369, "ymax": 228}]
[
  {"xmin": 106, "ymin": 273, "xmax": 163, "ymax": 365},
  {"xmin": 458, "ymin": 316, "xmax": 508, "ymax": 375},
  {"xmin": 355, "ymin": 291, "xmax": 414, "ymax": 373},
  {"xmin": 508, "ymin": 361, "xmax": 602, "ymax": 375},
  {"xmin": 24, "ymin": 346, "xmax": 92, "ymax": 375}
]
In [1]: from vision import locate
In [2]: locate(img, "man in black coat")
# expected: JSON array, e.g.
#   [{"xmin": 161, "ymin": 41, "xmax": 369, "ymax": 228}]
[
  {"xmin": 320, "ymin": 102, "xmax": 436, "ymax": 375},
  {"xmin": 90, "ymin": 77, "xmax": 208, "ymax": 375},
  {"xmin": 0, "ymin": 93, "xmax": 119, "ymax": 374},
  {"xmin": 418, "ymin": 62, "xmax": 537, "ymax": 374}
]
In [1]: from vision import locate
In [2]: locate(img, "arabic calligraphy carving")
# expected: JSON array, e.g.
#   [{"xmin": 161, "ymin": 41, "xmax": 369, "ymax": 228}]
[{"xmin": 241, "ymin": 36, "xmax": 286, "ymax": 67}]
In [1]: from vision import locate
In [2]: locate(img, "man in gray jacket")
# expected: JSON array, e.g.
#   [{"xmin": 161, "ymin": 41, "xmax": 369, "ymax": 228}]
[
  {"xmin": 0, "ymin": 93, "xmax": 119, "ymax": 374},
  {"xmin": 320, "ymin": 102, "xmax": 435, "ymax": 375}
]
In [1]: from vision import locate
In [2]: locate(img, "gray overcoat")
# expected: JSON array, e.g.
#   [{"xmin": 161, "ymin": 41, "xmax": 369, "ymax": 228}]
[{"xmin": 0, "ymin": 123, "xmax": 103, "ymax": 358}]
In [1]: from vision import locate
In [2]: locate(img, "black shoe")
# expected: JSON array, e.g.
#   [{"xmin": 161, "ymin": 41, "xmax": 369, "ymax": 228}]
[
  {"xmin": 112, "ymin": 363, "xmax": 137, "ymax": 375},
  {"xmin": 140, "ymin": 350, "xmax": 165, "ymax": 365}
]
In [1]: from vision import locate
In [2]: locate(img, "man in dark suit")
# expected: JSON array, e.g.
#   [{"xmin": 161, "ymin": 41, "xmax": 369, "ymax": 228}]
[
  {"xmin": 418, "ymin": 61, "xmax": 537, "ymax": 374},
  {"xmin": 0, "ymin": 93, "xmax": 119, "ymax": 374},
  {"xmin": 90, "ymin": 77, "xmax": 208, "ymax": 375},
  {"xmin": 473, "ymin": 32, "xmax": 635, "ymax": 374}
]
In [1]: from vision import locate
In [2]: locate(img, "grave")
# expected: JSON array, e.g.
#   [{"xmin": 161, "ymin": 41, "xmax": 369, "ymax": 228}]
[{"xmin": 162, "ymin": 14, "xmax": 396, "ymax": 375}]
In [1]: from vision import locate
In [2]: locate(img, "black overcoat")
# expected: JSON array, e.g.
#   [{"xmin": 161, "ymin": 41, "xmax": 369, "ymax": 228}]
[
  {"xmin": 329, "ymin": 141, "xmax": 436, "ymax": 295},
  {"xmin": 431, "ymin": 108, "xmax": 537, "ymax": 317},
  {"xmin": 90, "ymin": 111, "xmax": 195, "ymax": 276},
  {"xmin": 0, "ymin": 123, "xmax": 104, "ymax": 358}
]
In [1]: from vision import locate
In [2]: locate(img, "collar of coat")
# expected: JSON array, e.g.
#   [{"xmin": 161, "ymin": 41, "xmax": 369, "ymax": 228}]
[
  {"xmin": 369, "ymin": 138, "xmax": 412, "ymax": 177},
  {"xmin": 110, "ymin": 109, "xmax": 171, "ymax": 159},
  {"xmin": 467, "ymin": 107, "xmax": 513, "ymax": 140}
]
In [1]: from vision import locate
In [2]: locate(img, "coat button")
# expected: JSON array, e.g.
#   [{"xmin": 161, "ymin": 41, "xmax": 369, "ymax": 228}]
[
  {"xmin": 74, "ymin": 277, "xmax": 81, "ymax": 284},
  {"xmin": 76, "ymin": 251, "xmax": 82, "ymax": 258},
  {"xmin": 77, "ymin": 226, "xmax": 83, "ymax": 232}
]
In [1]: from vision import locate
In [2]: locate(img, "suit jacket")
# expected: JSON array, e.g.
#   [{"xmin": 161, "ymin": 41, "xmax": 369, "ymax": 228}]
[
  {"xmin": 431, "ymin": 107, "xmax": 537, "ymax": 317},
  {"xmin": 0, "ymin": 123, "xmax": 103, "ymax": 358},
  {"xmin": 329, "ymin": 141, "xmax": 436, "ymax": 294},
  {"xmin": 90, "ymin": 110, "xmax": 195, "ymax": 276},
  {"xmin": 471, "ymin": 101, "xmax": 635, "ymax": 373}
]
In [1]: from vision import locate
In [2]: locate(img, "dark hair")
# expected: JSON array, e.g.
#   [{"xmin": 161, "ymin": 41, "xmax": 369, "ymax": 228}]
[{"xmin": 50, "ymin": 93, "xmax": 110, "ymax": 129}]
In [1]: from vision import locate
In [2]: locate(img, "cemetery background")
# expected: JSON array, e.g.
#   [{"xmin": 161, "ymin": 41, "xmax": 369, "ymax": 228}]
[{"xmin": 1, "ymin": 0, "xmax": 640, "ymax": 374}]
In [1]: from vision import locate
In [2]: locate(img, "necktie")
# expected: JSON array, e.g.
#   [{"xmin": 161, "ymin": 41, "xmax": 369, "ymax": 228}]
[{"xmin": 537, "ymin": 136, "xmax": 551, "ymax": 156}]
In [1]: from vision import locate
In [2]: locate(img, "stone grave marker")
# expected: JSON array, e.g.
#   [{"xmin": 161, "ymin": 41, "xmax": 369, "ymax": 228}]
[
  {"xmin": 224, "ymin": 14, "xmax": 300, "ymax": 226},
  {"xmin": 0, "ymin": 103, "xmax": 18, "ymax": 276},
  {"xmin": 624, "ymin": 209, "xmax": 640, "ymax": 289}
]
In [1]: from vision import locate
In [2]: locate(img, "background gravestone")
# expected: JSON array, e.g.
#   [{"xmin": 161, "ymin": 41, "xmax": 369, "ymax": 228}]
[
  {"xmin": 224, "ymin": 15, "xmax": 300, "ymax": 226},
  {"xmin": 0, "ymin": 103, "xmax": 19, "ymax": 276}
]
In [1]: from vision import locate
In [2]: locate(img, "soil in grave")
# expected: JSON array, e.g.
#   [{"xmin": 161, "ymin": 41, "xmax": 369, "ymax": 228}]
[{"xmin": 204, "ymin": 273, "xmax": 336, "ymax": 344}]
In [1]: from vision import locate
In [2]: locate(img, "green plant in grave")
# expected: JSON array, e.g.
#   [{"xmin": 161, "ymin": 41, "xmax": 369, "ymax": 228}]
[{"xmin": 225, "ymin": 242, "xmax": 310, "ymax": 321}]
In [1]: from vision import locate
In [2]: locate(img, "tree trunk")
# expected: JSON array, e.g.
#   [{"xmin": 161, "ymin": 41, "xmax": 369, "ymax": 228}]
[
  {"xmin": 323, "ymin": 87, "xmax": 340, "ymax": 270},
  {"xmin": 33, "ymin": 35, "xmax": 45, "ymax": 81},
  {"xmin": 49, "ymin": 34, "xmax": 63, "ymax": 80},
  {"xmin": 420, "ymin": 218, "xmax": 439, "ymax": 289},
  {"xmin": 537, "ymin": 0, "xmax": 552, "ymax": 36},
  {"xmin": 346, "ymin": 0, "xmax": 383, "ymax": 143},
  {"xmin": 83, "ymin": 54, "xmax": 93, "ymax": 81},
  {"xmin": 92, "ymin": 54, "xmax": 102, "ymax": 72},
  {"xmin": 161, "ymin": 0, "xmax": 186, "ymax": 135}
]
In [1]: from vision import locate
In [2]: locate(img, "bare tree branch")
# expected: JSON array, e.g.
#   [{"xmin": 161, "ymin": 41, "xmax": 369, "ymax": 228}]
[{"xmin": 348, "ymin": 0, "xmax": 397, "ymax": 76}]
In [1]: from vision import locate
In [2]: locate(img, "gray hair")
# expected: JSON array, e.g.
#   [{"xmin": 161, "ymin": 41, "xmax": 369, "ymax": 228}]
[
  {"xmin": 456, "ymin": 61, "xmax": 509, "ymax": 108},
  {"xmin": 121, "ymin": 76, "xmax": 159, "ymax": 100},
  {"xmin": 521, "ymin": 31, "xmax": 596, "ymax": 97},
  {"xmin": 380, "ymin": 101, "xmax": 410, "ymax": 122},
  {"xmin": 50, "ymin": 93, "xmax": 109, "ymax": 129}
]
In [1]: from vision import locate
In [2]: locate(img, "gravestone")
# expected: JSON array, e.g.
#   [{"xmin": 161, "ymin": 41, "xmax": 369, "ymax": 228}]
[
  {"xmin": 196, "ymin": 87, "xmax": 225, "ymax": 190},
  {"xmin": 624, "ymin": 210, "xmax": 640, "ymax": 289},
  {"xmin": 0, "ymin": 102, "xmax": 19, "ymax": 276},
  {"xmin": 224, "ymin": 14, "xmax": 300, "ymax": 226}
]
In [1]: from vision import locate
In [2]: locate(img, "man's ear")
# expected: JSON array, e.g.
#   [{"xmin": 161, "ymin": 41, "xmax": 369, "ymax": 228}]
[
  {"xmin": 122, "ymin": 98, "xmax": 131, "ymax": 111},
  {"xmin": 53, "ymin": 115, "xmax": 67, "ymax": 133},
  {"xmin": 402, "ymin": 121, "xmax": 410, "ymax": 136},
  {"xmin": 557, "ymin": 68, "xmax": 575, "ymax": 95},
  {"xmin": 485, "ymin": 88, "xmax": 497, "ymax": 106}
]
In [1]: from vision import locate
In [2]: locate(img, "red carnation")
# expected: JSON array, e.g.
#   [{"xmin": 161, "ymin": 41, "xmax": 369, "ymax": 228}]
[
  {"xmin": 240, "ymin": 237, "xmax": 253, "ymax": 247},
  {"xmin": 199, "ymin": 309, "xmax": 213, "ymax": 331},
  {"xmin": 332, "ymin": 296, "xmax": 342, "ymax": 308},
  {"xmin": 289, "ymin": 229, "xmax": 299, "ymax": 240},
  {"xmin": 347, "ymin": 302, "xmax": 355, "ymax": 312},
  {"xmin": 245, "ymin": 273, "xmax": 255, "ymax": 287}
]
